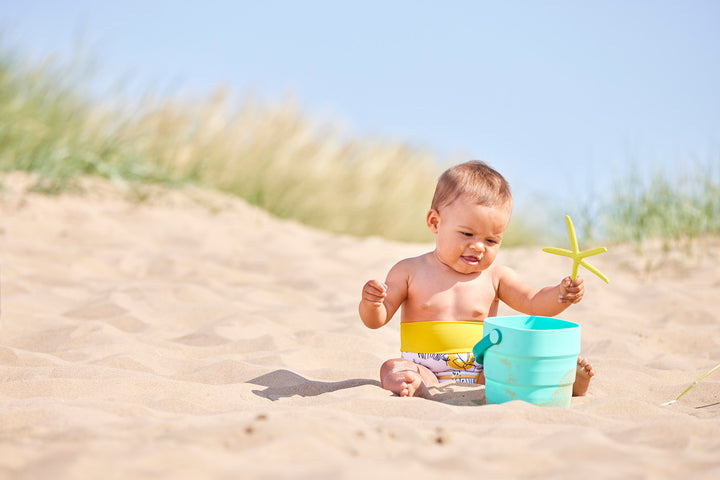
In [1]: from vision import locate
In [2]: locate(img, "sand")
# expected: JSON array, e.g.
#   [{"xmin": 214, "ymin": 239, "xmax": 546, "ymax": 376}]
[{"xmin": 1, "ymin": 172, "xmax": 719, "ymax": 479}]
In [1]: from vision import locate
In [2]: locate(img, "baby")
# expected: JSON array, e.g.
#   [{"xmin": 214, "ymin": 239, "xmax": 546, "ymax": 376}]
[{"xmin": 359, "ymin": 160, "xmax": 595, "ymax": 398}]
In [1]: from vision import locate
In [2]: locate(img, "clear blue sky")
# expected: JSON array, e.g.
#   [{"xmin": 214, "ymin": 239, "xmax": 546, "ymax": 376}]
[{"xmin": 2, "ymin": 1, "xmax": 719, "ymax": 217}]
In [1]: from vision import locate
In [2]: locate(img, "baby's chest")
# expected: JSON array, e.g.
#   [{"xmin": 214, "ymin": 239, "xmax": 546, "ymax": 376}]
[{"xmin": 408, "ymin": 277, "xmax": 496, "ymax": 320}]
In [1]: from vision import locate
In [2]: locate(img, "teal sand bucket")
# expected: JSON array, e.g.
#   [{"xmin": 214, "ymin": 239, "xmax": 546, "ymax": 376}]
[{"xmin": 472, "ymin": 315, "xmax": 581, "ymax": 407}]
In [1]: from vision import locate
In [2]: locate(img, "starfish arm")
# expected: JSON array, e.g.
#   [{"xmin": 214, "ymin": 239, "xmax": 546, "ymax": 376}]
[
  {"xmin": 566, "ymin": 215, "xmax": 580, "ymax": 253},
  {"xmin": 579, "ymin": 247, "xmax": 608, "ymax": 258},
  {"xmin": 542, "ymin": 247, "xmax": 575, "ymax": 258},
  {"xmin": 571, "ymin": 260, "xmax": 581, "ymax": 281},
  {"xmin": 543, "ymin": 215, "xmax": 609, "ymax": 284},
  {"xmin": 579, "ymin": 259, "xmax": 610, "ymax": 284}
]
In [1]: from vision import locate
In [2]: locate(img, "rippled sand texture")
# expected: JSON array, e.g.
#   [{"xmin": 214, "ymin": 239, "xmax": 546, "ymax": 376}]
[{"xmin": 2, "ymin": 173, "xmax": 719, "ymax": 479}]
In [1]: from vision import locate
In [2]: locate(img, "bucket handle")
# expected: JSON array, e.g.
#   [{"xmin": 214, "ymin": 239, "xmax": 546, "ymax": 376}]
[{"xmin": 472, "ymin": 329, "xmax": 502, "ymax": 365}]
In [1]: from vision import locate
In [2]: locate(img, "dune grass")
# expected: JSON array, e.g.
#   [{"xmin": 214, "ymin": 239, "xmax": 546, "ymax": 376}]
[
  {"xmin": 118, "ymin": 90, "xmax": 445, "ymax": 243},
  {"xmin": 0, "ymin": 50, "xmax": 164, "ymax": 193},
  {"xmin": 601, "ymin": 163, "xmax": 720, "ymax": 249},
  {"xmin": 0, "ymin": 48, "xmax": 442, "ymax": 242},
  {"xmin": 0, "ymin": 47, "xmax": 548, "ymax": 245},
  {"xmin": 1, "ymin": 46, "xmax": 718, "ymax": 247}
]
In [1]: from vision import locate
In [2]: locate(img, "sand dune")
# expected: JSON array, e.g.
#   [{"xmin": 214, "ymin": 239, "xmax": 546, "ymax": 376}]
[{"xmin": 1, "ymin": 172, "xmax": 719, "ymax": 479}]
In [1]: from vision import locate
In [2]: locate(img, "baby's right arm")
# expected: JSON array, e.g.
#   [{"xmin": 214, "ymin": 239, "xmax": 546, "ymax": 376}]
[
  {"xmin": 359, "ymin": 260, "xmax": 410, "ymax": 329},
  {"xmin": 359, "ymin": 279, "xmax": 389, "ymax": 329}
]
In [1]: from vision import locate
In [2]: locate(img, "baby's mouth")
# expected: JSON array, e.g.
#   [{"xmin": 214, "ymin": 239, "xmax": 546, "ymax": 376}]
[{"xmin": 461, "ymin": 255, "xmax": 480, "ymax": 265}]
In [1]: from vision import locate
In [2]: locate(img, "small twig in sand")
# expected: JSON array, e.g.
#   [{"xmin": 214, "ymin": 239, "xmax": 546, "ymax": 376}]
[{"xmin": 661, "ymin": 362, "xmax": 720, "ymax": 406}]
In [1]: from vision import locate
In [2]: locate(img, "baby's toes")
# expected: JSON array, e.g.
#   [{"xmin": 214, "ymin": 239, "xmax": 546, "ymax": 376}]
[{"xmin": 578, "ymin": 357, "xmax": 595, "ymax": 377}]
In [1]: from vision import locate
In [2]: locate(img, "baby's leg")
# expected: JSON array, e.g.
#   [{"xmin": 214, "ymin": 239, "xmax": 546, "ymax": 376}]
[
  {"xmin": 380, "ymin": 358, "xmax": 438, "ymax": 398},
  {"xmin": 572, "ymin": 356, "xmax": 595, "ymax": 396}
]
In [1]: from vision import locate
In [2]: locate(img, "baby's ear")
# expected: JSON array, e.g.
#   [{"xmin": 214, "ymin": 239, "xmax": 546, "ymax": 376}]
[{"xmin": 426, "ymin": 209, "xmax": 440, "ymax": 233}]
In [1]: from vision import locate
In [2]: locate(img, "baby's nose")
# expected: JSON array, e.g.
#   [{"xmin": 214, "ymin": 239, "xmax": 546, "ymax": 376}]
[{"xmin": 470, "ymin": 240, "xmax": 485, "ymax": 252}]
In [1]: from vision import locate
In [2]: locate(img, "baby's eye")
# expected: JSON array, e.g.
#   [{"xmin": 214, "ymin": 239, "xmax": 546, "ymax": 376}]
[
  {"xmin": 461, "ymin": 232, "xmax": 473, "ymax": 237},
  {"xmin": 486, "ymin": 239, "xmax": 498, "ymax": 245}
]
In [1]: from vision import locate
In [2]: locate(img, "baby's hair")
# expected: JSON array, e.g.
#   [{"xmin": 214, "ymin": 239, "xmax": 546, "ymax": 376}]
[{"xmin": 431, "ymin": 160, "xmax": 512, "ymax": 210}]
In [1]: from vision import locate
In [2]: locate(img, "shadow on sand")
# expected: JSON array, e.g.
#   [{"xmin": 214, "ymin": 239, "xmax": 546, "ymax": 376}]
[
  {"xmin": 248, "ymin": 369, "xmax": 487, "ymax": 405},
  {"xmin": 248, "ymin": 369, "xmax": 381, "ymax": 401}
]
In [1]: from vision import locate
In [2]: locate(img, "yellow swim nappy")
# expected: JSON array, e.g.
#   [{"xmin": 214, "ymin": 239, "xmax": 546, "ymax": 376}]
[{"xmin": 400, "ymin": 321, "xmax": 484, "ymax": 354}]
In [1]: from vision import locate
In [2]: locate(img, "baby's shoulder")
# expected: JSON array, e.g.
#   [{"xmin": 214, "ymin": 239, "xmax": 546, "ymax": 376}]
[
  {"xmin": 389, "ymin": 252, "xmax": 433, "ymax": 274},
  {"xmin": 487, "ymin": 263, "xmax": 518, "ymax": 283}
]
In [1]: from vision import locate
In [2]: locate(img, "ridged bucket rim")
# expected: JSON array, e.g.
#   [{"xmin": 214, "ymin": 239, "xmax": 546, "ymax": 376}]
[{"xmin": 485, "ymin": 315, "xmax": 580, "ymax": 332}]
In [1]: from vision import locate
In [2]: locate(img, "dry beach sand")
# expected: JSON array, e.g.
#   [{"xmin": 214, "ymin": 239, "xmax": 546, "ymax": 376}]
[{"xmin": 1, "ymin": 172, "xmax": 719, "ymax": 479}]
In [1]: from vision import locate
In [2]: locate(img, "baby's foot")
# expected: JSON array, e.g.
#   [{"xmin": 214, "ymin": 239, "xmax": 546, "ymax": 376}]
[
  {"xmin": 382, "ymin": 369, "xmax": 430, "ymax": 398},
  {"xmin": 572, "ymin": 357, "xmax": 595, "ymax": 396}
]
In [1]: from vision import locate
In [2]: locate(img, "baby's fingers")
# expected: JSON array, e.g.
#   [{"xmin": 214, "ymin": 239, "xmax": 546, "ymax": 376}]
[
  {"xmin": 559, "ymin": 276, "xmax": 584, "ymax": 304},
  {"xmin": 365, "ymin": 279, "xmax": 387, "ymax": 294},
  {"xmin": 559, "ymin": 290, "xmax": 584, "ymax": 304},
  {"xmin": 362, "ymin": 280, "xmax": 387, "ymax": 303}
]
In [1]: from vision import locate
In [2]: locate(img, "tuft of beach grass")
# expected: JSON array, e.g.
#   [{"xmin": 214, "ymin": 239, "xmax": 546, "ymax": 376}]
[{"xmin": 600, "ymin": 161, "xmax": 720, "ymax": 249}]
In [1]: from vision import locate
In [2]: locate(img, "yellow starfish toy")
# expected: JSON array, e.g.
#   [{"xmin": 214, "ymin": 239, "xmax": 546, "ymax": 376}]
[{"xmin": 542, "ymin": 215, "xmax": 609, "ymax": 283}]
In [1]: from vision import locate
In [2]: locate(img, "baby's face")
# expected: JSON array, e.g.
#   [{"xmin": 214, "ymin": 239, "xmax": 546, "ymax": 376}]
[{"xmin": 427, "ymin": 197, "xmax": 511, "ymax": 275}]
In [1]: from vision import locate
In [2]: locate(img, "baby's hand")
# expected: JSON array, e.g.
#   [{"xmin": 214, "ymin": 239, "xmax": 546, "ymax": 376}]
[
  {"xmin": 362, "ymin": 279, "xmax": 388, "ymax": 305},
  {"xmin": 559, "ymin": 276, "xmax": 584, "ymax": 304}
]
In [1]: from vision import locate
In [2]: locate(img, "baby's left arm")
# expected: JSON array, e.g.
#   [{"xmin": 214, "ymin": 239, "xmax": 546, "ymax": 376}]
[{"xmin": 496, "ymin": 266, "xmax": 584, "ymax": 316}]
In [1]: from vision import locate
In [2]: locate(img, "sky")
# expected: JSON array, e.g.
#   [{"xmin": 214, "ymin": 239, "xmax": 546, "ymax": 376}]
[{"xmin": 2, "ymin": 1, "xmax": 719, "ymax": 218}]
